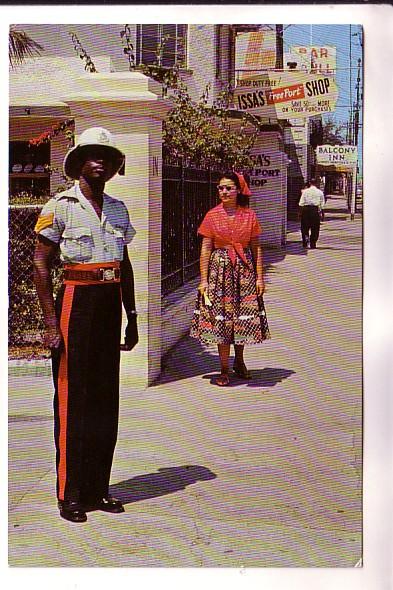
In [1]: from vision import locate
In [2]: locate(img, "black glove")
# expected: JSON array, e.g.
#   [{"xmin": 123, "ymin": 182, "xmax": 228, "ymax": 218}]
[{"xmin": 121, "ymin": 314, "xmax": 139, "ymax": 351}]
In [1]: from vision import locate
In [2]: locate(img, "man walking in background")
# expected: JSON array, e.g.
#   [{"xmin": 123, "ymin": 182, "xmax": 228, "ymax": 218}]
[{"xmin": 298, "ymin": 178, "xmax": 325, "ymax": 249}]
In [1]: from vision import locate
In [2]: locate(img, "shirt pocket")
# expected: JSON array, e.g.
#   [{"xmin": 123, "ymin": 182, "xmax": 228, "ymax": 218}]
[
  {"xmin": 61, "ymin": 226, "xmax": 93, "ymax": 262},
  {"xmin": 104, "ymin": 223, "xmax": 125, "ymax": 259}
]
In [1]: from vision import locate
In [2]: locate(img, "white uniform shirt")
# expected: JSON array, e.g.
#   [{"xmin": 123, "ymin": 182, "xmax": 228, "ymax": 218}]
[
  {"xmin": 35, "ymin": 185, "xmax": 135, "ymax": 263},
  {"xmin": 299, "ymin": 186, "xmax": 325, "ymax": 209}
]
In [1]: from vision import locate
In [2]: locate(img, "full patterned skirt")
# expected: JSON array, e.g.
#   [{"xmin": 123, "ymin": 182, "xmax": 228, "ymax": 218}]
[{"xmin": 190, "ymin": 247, "xmax": 270, "ymax": 345}]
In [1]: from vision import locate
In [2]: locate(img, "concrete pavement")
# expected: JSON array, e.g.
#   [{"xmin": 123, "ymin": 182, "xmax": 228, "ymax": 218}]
[{"xmin": 8, "ymin": 196, "xmax": 362, "ymax": 567}]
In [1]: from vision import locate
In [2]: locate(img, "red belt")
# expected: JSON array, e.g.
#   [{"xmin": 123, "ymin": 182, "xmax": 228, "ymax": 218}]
[{"xmin": 63, "ymin": 262, "xmax": 121, "ymax": 285}]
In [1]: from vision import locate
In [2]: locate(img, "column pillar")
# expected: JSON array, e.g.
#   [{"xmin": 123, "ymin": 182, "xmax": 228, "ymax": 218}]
[{"xmin": 63, "ymin": 72, "xmax": 171, "ymax": 387}]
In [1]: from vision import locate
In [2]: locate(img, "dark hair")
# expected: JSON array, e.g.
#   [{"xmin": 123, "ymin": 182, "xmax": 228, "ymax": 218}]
[{"xmin": 218, "ymin": 171, "xmax": 249, "ymax": 207}]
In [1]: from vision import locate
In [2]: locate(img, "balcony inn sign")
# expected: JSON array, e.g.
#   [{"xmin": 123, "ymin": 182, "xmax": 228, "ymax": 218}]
[
  {"xmin": 234, "ymin": 70, "xmax": 338, "ymax": 120},
  {"xmin": 316, "ymin": 144, "xmax": 358, "ymax": 167}
]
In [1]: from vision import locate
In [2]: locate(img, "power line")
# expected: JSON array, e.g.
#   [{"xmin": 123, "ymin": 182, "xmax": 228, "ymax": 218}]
[
  {"xmin": 284, "ymin": 23, "xmax": 362, "ymax": 61},
  {"xmin": 281, "ymin": 26, "xmax": 362, "ymax": 105}
]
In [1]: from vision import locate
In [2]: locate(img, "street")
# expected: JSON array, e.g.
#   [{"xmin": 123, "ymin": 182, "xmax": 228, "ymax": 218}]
[{"xmin": 8, "ymin": 196, "xmax": 362, "ymax": 567}]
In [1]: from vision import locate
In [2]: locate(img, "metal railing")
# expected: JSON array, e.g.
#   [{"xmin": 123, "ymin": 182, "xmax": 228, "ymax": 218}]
[
  {"xmin": 161, "ymin": 162, "xmax": 220, "ymax": 296},
  {"xmin": 9, "ymin": 161, "xmax": 220, "ymax": 351}
]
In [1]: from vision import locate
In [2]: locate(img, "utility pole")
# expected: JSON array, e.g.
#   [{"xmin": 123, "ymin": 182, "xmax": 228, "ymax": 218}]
[
  {"xmin": 348, "ymin": 25, "xmax": 353, "ymax": 145},
  {"xmin": 276, "ymin": 25, "xmax": 283, "ymax": 70},
  {"xmin": 354, "ymin": 57, "xmax": 361, "ymax": 146},
  {"xmin": 351, "ymin": 57, "xmax": 362, "ymax": 218}
]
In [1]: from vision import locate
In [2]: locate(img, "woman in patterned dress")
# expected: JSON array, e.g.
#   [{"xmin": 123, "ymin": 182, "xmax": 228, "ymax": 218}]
[{"xmin": 190, "ymin": 171, "xmax": 270, "ymax": 386}]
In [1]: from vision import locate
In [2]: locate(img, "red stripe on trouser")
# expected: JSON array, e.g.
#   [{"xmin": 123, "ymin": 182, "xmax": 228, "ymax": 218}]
[{"xmin": 57, "ymin": 284, "xmax": 75, "ymax": 501}]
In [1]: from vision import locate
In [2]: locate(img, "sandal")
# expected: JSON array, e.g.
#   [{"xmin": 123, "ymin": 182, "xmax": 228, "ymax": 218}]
[
  {"xmin": 216, "ymin": 371, "xmax": 230, "ymax": 386},
  {"xmin": 233, "ymin": 361, "xmax": 252, "ymax": 380}
]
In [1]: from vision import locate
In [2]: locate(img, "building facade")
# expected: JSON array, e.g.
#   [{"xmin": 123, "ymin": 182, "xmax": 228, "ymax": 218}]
[{"xmin": 9, "ymin": 24, "xmax": 291, "ymax": 384}]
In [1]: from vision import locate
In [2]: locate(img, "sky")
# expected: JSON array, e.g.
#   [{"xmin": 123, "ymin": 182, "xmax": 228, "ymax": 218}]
[
  {"xmin": 284, "ymin": 24, "xmax": 363, "ymax": 134},
  {"xmin": 284, "ymin": 24, "xmax": 363, "ymax": 174}
]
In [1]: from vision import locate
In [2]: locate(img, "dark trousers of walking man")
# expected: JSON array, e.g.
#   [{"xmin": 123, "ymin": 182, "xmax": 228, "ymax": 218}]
[{"xmin": 301, "ymin": 205, "xmax": 320, "ymax": 248}]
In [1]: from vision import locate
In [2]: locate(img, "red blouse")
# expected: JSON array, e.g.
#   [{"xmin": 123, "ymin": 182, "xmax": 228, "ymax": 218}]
[{"xmin": 198, "ymin": 203, "xmax": 261, "ymax": 265}]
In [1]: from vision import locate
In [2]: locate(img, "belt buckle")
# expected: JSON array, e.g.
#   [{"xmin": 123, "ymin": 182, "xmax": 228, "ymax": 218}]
[{"xmin": 99, "ymin": 267, "xmax": 116, "ymax": 282}]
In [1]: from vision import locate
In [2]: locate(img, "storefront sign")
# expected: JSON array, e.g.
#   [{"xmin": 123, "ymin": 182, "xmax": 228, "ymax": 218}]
[
  {"xmin": 316, "ymin": 144, "xmax": 358, "ymax": 166},
  {"xmin": 247, "ymin": 132, "xmax": 288, "ymax": 247},
  {"xmin": 234, "ymin": 71, "xmax": 338, "ymax": 120},
  {"xmin": 249, "ymin": 134, "xmax": 287, "ymax": 191},
  {"xmin": 285, "ymin": 46, "xmax": 336, "ymax": 74},
  {"xmin": 235, "ymin": 29, "xmax": 277, "ymax": 78}
]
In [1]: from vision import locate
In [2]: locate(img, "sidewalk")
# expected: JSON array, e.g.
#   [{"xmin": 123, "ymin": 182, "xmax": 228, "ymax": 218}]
[{"xmin": 8, "ymin": 196, "xmax": 363, "ymax": 567}]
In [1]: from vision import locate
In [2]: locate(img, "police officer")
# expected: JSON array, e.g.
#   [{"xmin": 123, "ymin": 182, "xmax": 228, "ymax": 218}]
[
  {"xmin": 33, "ymin": 127, "xmax": 138, "ymax": 523},
  {"xmin": 298, "ymin": 178, "xmax": 325, "ymax": 249}
]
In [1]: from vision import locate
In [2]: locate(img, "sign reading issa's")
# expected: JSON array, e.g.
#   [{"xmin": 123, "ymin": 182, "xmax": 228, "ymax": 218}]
[{"xmin": 234, "ymin": 71, "xmax": 338, "ymax": 119}]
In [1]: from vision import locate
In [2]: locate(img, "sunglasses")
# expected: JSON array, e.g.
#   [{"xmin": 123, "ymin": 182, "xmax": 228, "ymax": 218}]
[{"xmin": 217, "ymin": 185, "xmax": 236, "ymax": 191}]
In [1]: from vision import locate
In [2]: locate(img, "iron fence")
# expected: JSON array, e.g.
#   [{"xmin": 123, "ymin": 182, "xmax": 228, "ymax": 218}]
[
  {"xmin": 9, "ymin": 162, "xmax": 219, "ymax": 349},
  {"xmin": 161, "ymin": 162, "xmax": 220, "ymax": 296},
  {"xmin": 8, "ymin": 205, "xmax": 61, "ymax": 349}
]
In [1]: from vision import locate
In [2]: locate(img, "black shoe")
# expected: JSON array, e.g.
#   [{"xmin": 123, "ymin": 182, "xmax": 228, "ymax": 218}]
[
  {"xmin": 88, "ymin": 496, "xmax": 125, "ymax": 513},
  {"xmin": 59, "ymin": 501, "xmax": 87, "ymax": 523},
  {"xmin": 310, "ymin": 243, "xmax": 317, "ymax": 249}
]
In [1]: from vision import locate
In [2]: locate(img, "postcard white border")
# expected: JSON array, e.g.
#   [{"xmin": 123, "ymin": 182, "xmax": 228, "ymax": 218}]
[{"xmin": 2, "ymin": 3, "xmax": 392, "ymax": 590}]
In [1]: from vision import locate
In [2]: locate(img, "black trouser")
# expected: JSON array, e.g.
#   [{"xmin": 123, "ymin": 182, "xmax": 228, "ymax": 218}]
[
  {"xmin": 301, "ymin": 205, "xmax": 320, "ymax": 247},
  {"xmin": 52, "ymin": 282, "xmax": 122, "ymax": 505}
]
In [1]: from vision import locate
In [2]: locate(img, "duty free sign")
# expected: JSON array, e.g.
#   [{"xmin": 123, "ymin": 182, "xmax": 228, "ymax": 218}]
[{"xmin": 234, "ymin": 71, "xmax": 338, "ymax": 120}]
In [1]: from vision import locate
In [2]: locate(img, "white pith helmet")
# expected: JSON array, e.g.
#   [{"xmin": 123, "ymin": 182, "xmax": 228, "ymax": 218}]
[{"xmin": 63, "ymin": 127, "xmax": 125, "ymax": 180}]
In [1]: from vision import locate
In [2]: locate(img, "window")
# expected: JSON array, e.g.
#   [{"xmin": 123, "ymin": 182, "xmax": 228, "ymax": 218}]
[
  {"xmin": 9, "ymin": 141, "xmax": 50, "ymax": 202},
  {"xmin": 136, "ymin": 24, "xmax": 187, "ymax": 68}
]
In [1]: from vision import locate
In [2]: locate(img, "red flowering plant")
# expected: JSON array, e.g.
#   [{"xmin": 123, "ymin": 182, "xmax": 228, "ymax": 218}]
[{"xmin": 28, "ymin": 119, "xmax": 74, "ymax": 147}]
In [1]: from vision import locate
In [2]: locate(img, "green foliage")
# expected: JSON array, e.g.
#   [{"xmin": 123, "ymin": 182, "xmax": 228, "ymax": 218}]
[
  {"xmin": 69, "ymin": 31, "xmax": 97, "ymax": 73},
  {"xmin": 322, "ymin": 116, "xmax": 346, "ymax": 145},
  {"xmin": 9, "ymin": 192, "xmax": 43, "ymax": 206},
  {"xmin": 9, "ymin": 279, "xmax": 44, "ymax": 345},
  {"xmin": 9, "ymin": 27, "xmax": 43, "ymax": 69},
  {"xmin": 163, "ymin": 83, "xmax": 259, "ymax": 169},
  {"xmin": 120, "ymin": 24, "xmax": 135, "ymax": 70},
  {"xmin": 139, "ymin": 61, "xmax": 180, "ymax": 98},
  {"xmin": 116, "ymin": 24, "xmax": 258, "ymax": 168}
]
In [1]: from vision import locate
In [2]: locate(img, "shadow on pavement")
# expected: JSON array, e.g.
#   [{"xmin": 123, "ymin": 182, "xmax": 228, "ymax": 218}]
[
  {"xmin": 202, "ymin": 367, "xmax": 295, "ymax": 388},
  {"xmin": 264, "ymin": 241, "xmax": 308, "ymax": 269},
  {"xmin": 322, "ymin": 215, "xmax": 348, "ymax": 222},
  {"xmin": 109, "ymin": 465, "xmax": 217, "ymax": 504},
  {"xmin": 157, "ymin": 338, "xmax": 295, "ymax": 388},
  {"xmin": 155, "ymin": 337, "xmax": 219, "ymax": 385},
  {"xmin": 307, "ymin": 246, "xmax": 359, "ymax": 251}
]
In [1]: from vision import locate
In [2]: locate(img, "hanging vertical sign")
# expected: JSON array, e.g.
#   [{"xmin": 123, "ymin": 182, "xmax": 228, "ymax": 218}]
[{"xmin": 235, "ymin": 29, "xmax": 277, "ymax": 79}]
